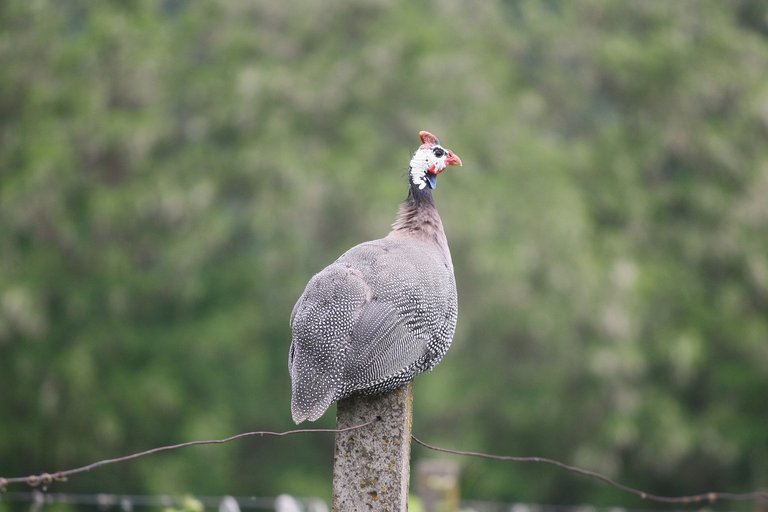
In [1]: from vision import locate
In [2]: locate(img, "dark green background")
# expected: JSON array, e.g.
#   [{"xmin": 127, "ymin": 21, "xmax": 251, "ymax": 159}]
[{"xmin": 2, "ymin": 0, "xmax": 767, "ymax": 507}]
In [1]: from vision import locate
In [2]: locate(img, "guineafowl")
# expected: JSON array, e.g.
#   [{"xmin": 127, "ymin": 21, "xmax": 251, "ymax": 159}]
[{"xmin": 289, "ymin": 130, "xmax": 461, "ymax": 424}]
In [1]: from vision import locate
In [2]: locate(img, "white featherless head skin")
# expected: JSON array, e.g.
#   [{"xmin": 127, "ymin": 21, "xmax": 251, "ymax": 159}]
[
  {"xmin": 409, "ymin": 131, "xmax": 462, "ymax": 190},
  {"xmin": 409, "ymin": 148, "xmax": 442, "ymax": 190}
]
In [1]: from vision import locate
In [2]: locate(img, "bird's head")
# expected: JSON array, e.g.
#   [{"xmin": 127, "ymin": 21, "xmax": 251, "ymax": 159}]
[{"xmin": 409, "ymin": 130, "xmax": 462, "ymax": 190}]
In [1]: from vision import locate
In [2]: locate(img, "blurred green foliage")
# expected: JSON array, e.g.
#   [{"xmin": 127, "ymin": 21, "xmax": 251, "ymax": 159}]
[{"xmin": 1, "ymin": 0, "xmax": 767, "ymax": 507}]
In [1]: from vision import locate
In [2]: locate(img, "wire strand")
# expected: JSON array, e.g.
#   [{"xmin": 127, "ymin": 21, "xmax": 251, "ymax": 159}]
[
  {"xmin": 0, "ymin": 420, "xmax": 378, "ymax": 488},
  {"xmin": 411, "ymin": 435, "xmax": 768, "ymax": 505},
  {"xmin": 2, "ymin": 418, "xmax": 766, "ymax": 506}
]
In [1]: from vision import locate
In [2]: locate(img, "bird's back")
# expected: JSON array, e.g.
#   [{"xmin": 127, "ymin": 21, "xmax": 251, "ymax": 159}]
[{"xmin": 289, "ymin": 236, "xmax": 457, "ymax": 423}]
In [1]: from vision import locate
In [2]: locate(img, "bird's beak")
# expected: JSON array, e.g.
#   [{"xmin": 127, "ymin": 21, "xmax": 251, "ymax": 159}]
[{"xmin": 445, "ymin": 150, "xmax": 462, "ymax": 167}]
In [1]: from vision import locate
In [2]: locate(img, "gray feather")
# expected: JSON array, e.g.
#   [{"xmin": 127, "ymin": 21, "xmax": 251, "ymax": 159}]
[{"xmin": 289, "ymin": 237, "xmax": 456, "ymax": 424}]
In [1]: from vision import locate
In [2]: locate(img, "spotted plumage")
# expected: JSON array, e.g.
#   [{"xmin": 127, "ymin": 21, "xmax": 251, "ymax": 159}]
[{"xmin": 289, "ymin": 131, "xmax": 462, "ymax": 424}]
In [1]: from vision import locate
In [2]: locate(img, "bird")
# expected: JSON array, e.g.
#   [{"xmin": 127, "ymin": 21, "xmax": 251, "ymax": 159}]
[{"xmin": 288, "ymin": 130, "xmax": 462, "ymax": 424}]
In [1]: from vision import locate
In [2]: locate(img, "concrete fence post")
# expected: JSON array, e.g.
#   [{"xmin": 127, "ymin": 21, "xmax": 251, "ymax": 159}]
[{"xmin": 332, "ymin": 383, "xmax": 414, "ymax": 511}]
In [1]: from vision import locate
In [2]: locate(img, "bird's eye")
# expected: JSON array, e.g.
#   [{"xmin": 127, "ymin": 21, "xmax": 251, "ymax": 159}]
[{"xmin": 432, "ymin": 147, "xmax": 445, "ymax": 158}]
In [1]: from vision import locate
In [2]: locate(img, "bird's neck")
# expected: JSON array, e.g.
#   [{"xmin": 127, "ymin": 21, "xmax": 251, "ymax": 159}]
[{"xmin": 389, "ymin": 183, "xmax": 450, "ymax": 255}]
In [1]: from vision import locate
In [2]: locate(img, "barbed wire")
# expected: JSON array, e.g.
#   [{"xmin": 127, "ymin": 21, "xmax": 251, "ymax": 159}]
[
  {"xmin": 1, "ymin": 417, "xmax": 766, "ymax": 506},
  {"xmin": 0, "ymin": 420, "xmax": 378, "ymax": 490},
  {"xmin": 410, "ymin": 435, "xmax": 768, "ymax": 505}
]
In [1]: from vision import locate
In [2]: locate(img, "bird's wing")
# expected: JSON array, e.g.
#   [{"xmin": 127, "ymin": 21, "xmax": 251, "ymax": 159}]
[
  {"xmin": 290, "ymin": 239, "xmax": 453, "ymax": 414},
  {"xmin": 337, "ymin": 239, "xmax": 451, "ymax": 389},
  {"xmin": 289, "ymin": 263, "xmax": 371, "ymax": 423},
  {"xmin": 343, "ymin": 298, "xmax": 430, "ymax": 388}
]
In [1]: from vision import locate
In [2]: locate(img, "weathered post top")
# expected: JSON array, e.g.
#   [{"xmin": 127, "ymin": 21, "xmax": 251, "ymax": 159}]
[{"xmin": 332, "ymin": 383, "xmax": 414, "ymax": 512}]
